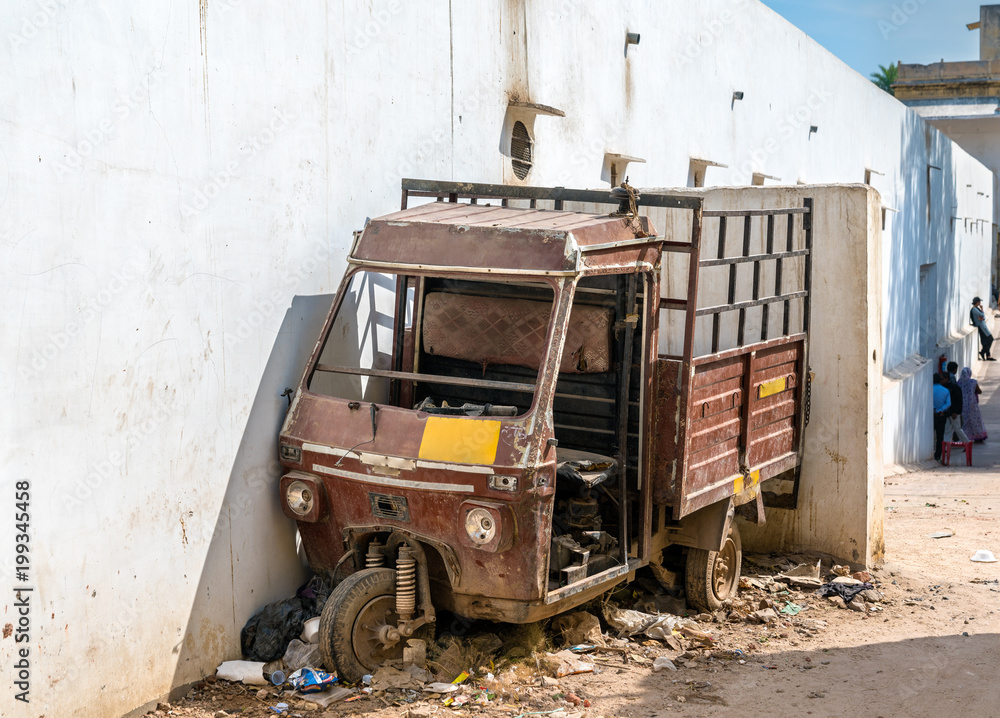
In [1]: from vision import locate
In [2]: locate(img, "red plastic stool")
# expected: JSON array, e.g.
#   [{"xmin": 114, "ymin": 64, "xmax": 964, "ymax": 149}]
[{"xmin": 941, "ymin": 441, "xmax": 973, "ymax": 466}]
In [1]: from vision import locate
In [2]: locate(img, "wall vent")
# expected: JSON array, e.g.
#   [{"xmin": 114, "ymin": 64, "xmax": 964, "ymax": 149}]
[{"xmin": 510, "ymin": 120, "xmax": 532, "ymax": 179}]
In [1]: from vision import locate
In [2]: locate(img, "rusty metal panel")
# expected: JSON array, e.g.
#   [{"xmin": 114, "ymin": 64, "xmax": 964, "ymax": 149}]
[
  {"xmin": 650, "ymin": 359, "xmax": 683, "ymax": 506},
  {"xmin": 354, "ymin": 202, "xmax": 662, "ymax": 276}
]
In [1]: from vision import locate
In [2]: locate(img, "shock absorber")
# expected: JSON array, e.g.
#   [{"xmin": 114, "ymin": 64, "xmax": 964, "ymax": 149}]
[
  {"xmin": 366, "ymin": 539, "xmax": 385, "ymax": 568},
  {"xmin": 395, "ymin": 545, "xmax": 417, "ymax": 621}
]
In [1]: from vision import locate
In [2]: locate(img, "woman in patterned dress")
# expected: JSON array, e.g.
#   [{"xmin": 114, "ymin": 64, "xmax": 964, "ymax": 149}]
[{"xmin": 958, "ymin": 367, "xmax": 987, "ymax": 442}]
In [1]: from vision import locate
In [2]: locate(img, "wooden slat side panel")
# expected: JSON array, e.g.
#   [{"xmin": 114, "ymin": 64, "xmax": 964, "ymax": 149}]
[
  {"xmin": 747, "ymin": 420, "xmax": 796, "ymax": 465},
  {"xmin": 691, "ymin": 356, "xmax": 744, "ymax": 388}
]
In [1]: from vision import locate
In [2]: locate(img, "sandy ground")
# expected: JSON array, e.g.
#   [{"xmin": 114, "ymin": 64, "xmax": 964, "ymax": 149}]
[{"xmin": 161, "ymin": 361, "xmax": 1000, "ymax": 718}]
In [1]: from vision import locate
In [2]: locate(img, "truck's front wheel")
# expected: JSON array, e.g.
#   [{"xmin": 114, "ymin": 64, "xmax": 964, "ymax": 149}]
[
  {"xmin": 685, "ymin": 523, "xmax": 742, "ymax": 612},
  {"xmin": 318, "ymin": 568, "xmax": 403, "ymax": 682}
]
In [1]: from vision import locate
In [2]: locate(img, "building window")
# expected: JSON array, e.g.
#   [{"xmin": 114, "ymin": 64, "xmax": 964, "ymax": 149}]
[{"xmin": 510, "ymin": 121, "xmax": 532, "ymax": 180}]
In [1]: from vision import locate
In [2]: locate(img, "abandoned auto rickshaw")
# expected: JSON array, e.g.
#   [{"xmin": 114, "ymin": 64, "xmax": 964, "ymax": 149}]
[{"xmin": 277, "ymin": 179, "xmax": 813, "ymax": 681}]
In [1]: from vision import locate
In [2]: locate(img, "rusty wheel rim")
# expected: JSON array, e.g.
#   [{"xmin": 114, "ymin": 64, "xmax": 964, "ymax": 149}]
[
  {"xmin": 712, "ymin": 537, "xmax": 738, "ymax": 600},
  {"xmin": 351, "ymin": 594, "xmax": 403, "ymax": 669}
]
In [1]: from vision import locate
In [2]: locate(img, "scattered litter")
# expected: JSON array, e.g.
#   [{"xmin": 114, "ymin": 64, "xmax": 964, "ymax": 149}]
[
  {"xmin": 816, "ymin": 581, "xmax": 874, "ymax": 604},
  {"xmin": 288, "ymin": 667, "xmax": 337, "ymax": 693},
  {"xmin": 831, "ymin": 576, "xmax": 864, "ymax": 585},
  {"xmin": 539, "ymin": 650, "xmax": 596, "ymax": 677},
  {"xmin": 406, "ymin": 664, "xmax": 434, "ymax": 683},
  {"xmin": 780, "ymin": 601, "xmax": 802, "ymax": 616},
  {"xmin": 927, "ymin": 530, "xmax": 955, "ymax": 539},
  {"xmin": 603, "ymin": 605, "xmax": 712, "ymax": 644},
  {"xmin": 215, "ymin": 660, "xmax": 268, "ymax": 686},
  {"xmin": 778, "ymin": 560, "xmax": 822, "ymax": 587},
  {"xmin": 371, "ymin": 665, "xmax": 423, "ymax": 691},
  {"xmin": 748, "ymin": 608, "xmax": 778, "ymax": 624},
  {"xmin": 403, "ymin": 638, "xmax": 427, "ymax": 669},
  {"xmin": 971, "ymin": 550, "xmax": 998, "ymax": 563},
  {"xmin": 831, "ymin": 565, "xmax": 850, "ymax": 577},
  {"xmin": 423, "ymin": 682, "xmax": 460, "ymax": 694},
  {"xmin": 300, "ymin": 617, "xmax": 320, "ymax": 644},
  {"xmin": 652, "ymin": 656, "xmax": 678, "ymax": 672},
  {"xmin": 268, "ymin": 670, "xmax": 285, "ymax": 686},
  {"xmin": 552, "ymin": 611, "xmax": 605, "ymax": 647},
  {"xmin": 298, "ymin": 686, "xmax": 353, "ymax": 707},
  {"xmin": 282, "ymin": 639, "xmax": 323, "ymax": 673},
  {"xmin": 268, "ymin": 703, "xmax": 289, "ymax": 715},
  {"xmin": 240, "ymin": 577, "xmax": 329, "ymax": 662}
]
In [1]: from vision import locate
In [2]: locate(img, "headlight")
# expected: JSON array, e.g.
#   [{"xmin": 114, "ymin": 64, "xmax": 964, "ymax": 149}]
[
  {"xmin": 464, "ymin": 508, "xmax": 497, "ymax": 545},
  {"xmin": 286, "ymin": 480, "xmax": 315, "ymax": 517}
]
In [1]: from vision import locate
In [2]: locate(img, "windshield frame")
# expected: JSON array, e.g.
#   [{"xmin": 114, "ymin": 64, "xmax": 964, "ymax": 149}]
[{"xmin": 301, "ymin": 265, "xmax": 571, "ymax": 420}]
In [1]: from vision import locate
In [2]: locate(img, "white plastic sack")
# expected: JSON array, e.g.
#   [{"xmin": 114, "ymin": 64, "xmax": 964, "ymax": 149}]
[{"xmin": 216, "ymin": 660, "xmax": 267, "ymax": 685}]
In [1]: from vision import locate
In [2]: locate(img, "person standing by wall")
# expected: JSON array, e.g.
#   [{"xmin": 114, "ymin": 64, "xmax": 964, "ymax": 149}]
[
  {"xmin": 933, "ymin": 373, "xmax": 951, "ymax": 462},
  {"xmin": 971, "ymin": 297, "xmax": 995, "ymax": 361},
  {"xmin": 943, "ymin": 369, "xmax": 971, "ymax": 444},
  {"xmin": 958, "ymin": 367, "xmax": 987, "ymax": 442}
]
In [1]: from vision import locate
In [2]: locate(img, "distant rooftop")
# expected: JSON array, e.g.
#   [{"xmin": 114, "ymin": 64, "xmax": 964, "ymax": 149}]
[{"xmin": 895, "ymin": 4, "xmax": 1000, "ymax": 103}]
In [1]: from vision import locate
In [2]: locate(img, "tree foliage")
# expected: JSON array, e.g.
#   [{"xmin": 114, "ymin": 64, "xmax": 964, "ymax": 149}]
[{"xmin": 870, "ymin": 63, "xmax": 898, "ymax": 95}]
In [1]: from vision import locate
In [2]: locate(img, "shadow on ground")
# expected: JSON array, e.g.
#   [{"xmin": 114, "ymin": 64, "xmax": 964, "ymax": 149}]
[{"xmin": 593, "ymin": 633, "xmax": 1000, "ymax": 718}]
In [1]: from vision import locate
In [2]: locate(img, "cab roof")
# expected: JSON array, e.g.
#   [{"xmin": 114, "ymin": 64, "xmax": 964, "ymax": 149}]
[{"xmin": 350, "ymin": 201, "xmax": 662, "ymax": 275}]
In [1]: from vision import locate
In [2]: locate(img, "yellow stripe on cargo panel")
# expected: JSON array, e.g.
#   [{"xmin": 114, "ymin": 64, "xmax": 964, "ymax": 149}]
[
  {"xmin": 418, "ymin": 417, "xmax": 501, "ymax": 465},
  {"xmin": 758, "ymin": 376, "xmax": 787, "ymax": 399}
]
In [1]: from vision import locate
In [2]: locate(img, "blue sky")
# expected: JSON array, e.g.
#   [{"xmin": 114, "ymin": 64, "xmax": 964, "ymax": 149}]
[{"xmin": 760, "ymin": 0, "xmax": 983, "ymax": 79}]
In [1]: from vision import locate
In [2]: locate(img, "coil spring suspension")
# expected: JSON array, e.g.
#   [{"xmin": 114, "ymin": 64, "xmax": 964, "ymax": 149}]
[
  {"xmin": 366, "ymin": 539, "xmax": 385, "ymax": 568},
  {"xmin": 395, "ymin": 545, "xmax": 417, "ymax": 620}
]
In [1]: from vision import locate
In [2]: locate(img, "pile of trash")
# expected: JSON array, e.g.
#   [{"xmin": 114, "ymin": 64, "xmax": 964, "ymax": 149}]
[{"xmin": 191, "ymin": 554, "xmax": 890, "ymax": 713}]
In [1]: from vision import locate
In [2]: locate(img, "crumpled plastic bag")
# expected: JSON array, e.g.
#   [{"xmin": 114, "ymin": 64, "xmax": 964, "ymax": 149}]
[
  {"xmin": 551, "ymin": 611, "xmax": 605, "ymax": 647},
  {"xmin": 240, "ymin": 577, "xmax": 330, "ymax": 662},
  {"xmin": 603, "ymin": 605, "xmax": 711, "ymax": 643},
  {"xmin": 282, "ymin": 638, "xmax": 324, "ymax": 673}
]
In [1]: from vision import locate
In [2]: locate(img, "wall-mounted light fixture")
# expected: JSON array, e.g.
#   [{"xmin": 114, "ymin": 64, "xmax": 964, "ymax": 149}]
[
  {"xmin": 732, "ymin": 91, "xmax": 744, "ymax": 101},
  {"xmin": 809, "ymin": 125, "xmax": 819, "ymax": 134}
]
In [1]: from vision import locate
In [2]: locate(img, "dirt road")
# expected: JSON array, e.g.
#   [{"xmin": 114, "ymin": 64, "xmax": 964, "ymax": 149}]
[{"xmin": 166, "ymin": 361, "xmax": 1000, "ymax": 718}]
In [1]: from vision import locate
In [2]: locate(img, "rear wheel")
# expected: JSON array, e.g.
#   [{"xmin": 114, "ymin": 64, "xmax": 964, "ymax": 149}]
[
  {"xmin": 318, "ymin": 568, "xmax": 403, "ymax": 682},
  {"xmin": 685, "ymin": 522, "xmax": 742, "ymax": 612}
]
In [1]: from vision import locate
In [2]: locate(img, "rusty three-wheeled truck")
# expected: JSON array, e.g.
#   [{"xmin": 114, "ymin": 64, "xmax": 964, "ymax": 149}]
[{"xmin": 277, "ymin": 179, "xmax": 813, "ymax": 680}]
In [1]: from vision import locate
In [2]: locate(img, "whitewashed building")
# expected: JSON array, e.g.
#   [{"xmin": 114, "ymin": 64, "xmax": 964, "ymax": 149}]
[{"xmin": 0, "ymin": 1, "xmax": 992, "ymax": 715}]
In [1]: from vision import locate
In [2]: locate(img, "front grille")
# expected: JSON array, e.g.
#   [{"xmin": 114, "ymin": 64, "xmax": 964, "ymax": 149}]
[{"xmin": 369, "ymin": 492, "xmax": 409, "ymax": 521}]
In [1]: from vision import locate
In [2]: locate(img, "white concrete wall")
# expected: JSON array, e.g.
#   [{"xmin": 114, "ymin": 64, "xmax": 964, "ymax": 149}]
[{"xmin": 0, "ymin": 1, "xmax": 992, "ymax": 716}]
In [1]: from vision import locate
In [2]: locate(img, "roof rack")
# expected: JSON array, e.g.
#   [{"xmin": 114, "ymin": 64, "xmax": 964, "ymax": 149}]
[{"xmin": 400, "ymin": 178, "xmax": 702, "ymax": 212}]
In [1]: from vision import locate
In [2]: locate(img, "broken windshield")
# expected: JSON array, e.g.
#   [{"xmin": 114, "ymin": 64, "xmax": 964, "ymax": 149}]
[{"xmin": 308, "ymin": 271, "xmax": 566, "ymax": 417}]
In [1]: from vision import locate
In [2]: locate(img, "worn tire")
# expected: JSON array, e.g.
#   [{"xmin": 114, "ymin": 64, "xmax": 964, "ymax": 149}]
[
  {"xmin": 685, "ymin": 522, "xmax": 742, "ymax": 613},
  {"xmin": 318, "ymin": 568, "xmax": 401, "ymax": 682}
]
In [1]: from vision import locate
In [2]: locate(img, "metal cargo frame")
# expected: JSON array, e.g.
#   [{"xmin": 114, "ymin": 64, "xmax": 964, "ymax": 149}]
[{"xmin": 399, "ymin": 179, "xmax": 813, "ymax": 523}]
